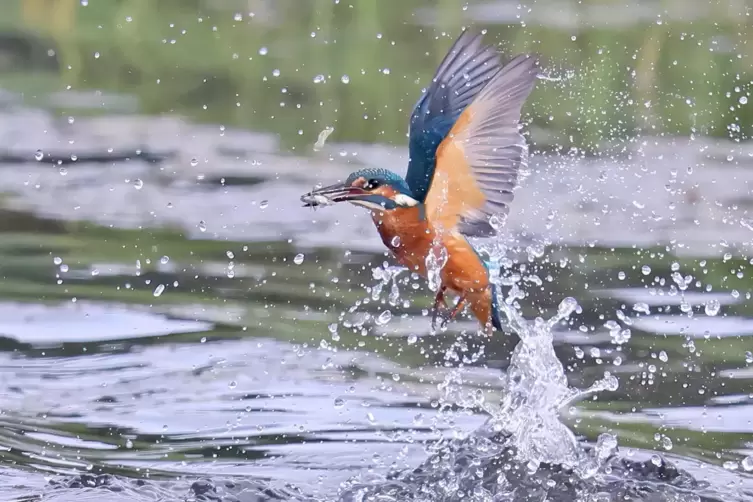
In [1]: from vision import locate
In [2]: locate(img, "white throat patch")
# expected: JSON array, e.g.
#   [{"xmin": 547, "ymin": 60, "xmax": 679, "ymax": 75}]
[{"xmin": 393, "ymin": 194, "xmax": 419, "ymax": 207}]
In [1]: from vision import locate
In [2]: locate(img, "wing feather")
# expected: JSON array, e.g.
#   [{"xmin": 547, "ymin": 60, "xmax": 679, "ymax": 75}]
[
  {"xmin": 405, "ymin": 30, "xmax": 504, "ymax": 201},
  {"xmin": 424, "ymin": 53, "xmax": 539, "ymax": 236}
]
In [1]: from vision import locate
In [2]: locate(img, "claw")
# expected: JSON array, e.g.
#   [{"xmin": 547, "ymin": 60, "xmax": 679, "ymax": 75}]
[
  {"xmin": 430, "ymin": 287, "xmax": 467, "ymax": 331},
  {"xmin": 431, "ymin": 286, "xmax": 448, "ymax": 331},
  {"xmin": 431, "ymin": 304, "xmax": 452, "ymax": 331}
]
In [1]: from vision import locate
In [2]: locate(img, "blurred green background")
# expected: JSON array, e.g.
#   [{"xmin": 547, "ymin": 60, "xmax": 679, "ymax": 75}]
[{"xmin": 4, "ymin": 0, "xmax": 753, "ymax": 153}]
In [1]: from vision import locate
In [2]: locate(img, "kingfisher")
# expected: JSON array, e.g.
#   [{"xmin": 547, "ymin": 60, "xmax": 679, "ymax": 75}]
[{"xmin": 301, "ymin": 30, "xmax": 539, "ymax": 335}]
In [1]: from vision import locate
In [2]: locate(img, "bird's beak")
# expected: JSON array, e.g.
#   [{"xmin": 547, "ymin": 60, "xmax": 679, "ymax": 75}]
[{"xmin": 300, "ymin": 182, "xmax": 368, "ymax": 207}]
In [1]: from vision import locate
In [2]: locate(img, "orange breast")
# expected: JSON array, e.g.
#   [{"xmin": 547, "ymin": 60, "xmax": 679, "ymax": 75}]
[
  {"xmin": 440, "ymin": 234, "xmax": 490, "ymax": 293},
  {"xmin": 371, "ymin": 208, "xmax": 489, "ymax": 295},
  {"xmin": 372, "ymin": 206, "xmax": 433, "ymax": 275}
]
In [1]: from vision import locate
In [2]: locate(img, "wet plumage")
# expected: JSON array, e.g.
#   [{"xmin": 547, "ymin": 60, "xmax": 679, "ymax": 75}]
[{"xmin": 301, "ymin": 30, "xmax": 539, "ymax": 334}]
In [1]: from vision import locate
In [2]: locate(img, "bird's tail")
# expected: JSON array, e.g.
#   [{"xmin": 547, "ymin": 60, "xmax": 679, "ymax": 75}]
[{"xmin": 490, "ymin": 284, "xmax": 504, "ymax": 331}]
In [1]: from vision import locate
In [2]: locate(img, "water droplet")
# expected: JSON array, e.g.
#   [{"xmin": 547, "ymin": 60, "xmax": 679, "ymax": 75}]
[
  {"xmin": 153, "ymin": 284, "xmax": 165, "ymax": 297},
  {"xmin": 390, "ymin": 236, "xmax": 401, "ymax": 248},
  {"xmin": 313, "ymin": 127, "xmax": 334, "ymax": 151},
  {"xmin": 334, "ymin": 397, "xmax": 344, "ymax": 408},
  {"xmin": 557, "ymin": 297, "xmax": 578, "ymax": 318},
  {"xmin": 746, "ymin": 351, "xmax": 753, "ymax": 364},
  {"xmin": 233, "ymin": 12, "xmax": 243, "ymax": 21},
  {"xmin": 633, "ymin": 302, "xmax": 650, "ymax": 314},
  {"xmin": 198, "ymin": 220, "xmax": 207, "ymax": 232},
  {"xmin": 160, "ymin": 256, "xmax": 169, "ymax": 265},
  {"xmin": 641, "ymin": 265, "xmax": 651, "ymax": 275},
  {"xmin": 604, "ymin": 374, "xmax": 619, "ymax": 391},
  {"xmin": 226, "ymin": 251, "xmax": 235, "ymax": 260},
  {"xmin": 742, "ymin": 455, "xmax": 753, "ymax": 471},
  {"xmin": 659, "ymin": 350, "xmax": 668, "ymax": 362},
  {"xmin": 313, "ymin": 74, "xmax": 325, "ymax": 84},
  {"xmin": 190, "ymin": 158, "xmax": 199, "ymax": 167},
  {"xmin": 407, "ymin": 334, "xmax": 418, "ymax": 344},
  {"xmin": 661, "ymin": 435, "xmax": 673, "ymax": 450},
  {"xmin": 293, "ymin": 253, "xmax": 305, "ymax": 265},
  {"xmin": 704, "ymin": 299, "xmax": 721, "ymax": 316},
  {"xmin": 80, "ymin": 0, "xmax": 88, "ymax": 5},
  {"xmin": 489, "ymin": 214, "xmax": 505, "ymax": 230},
  {"xmin": 650, "ymin": 455, "xmax": 662, "ymax": 466},
  {"xmin": 228, "ymin": 380, "xmax": 237, "ymax": 389},
  {"xmin": 53, "ymin": 257, "xmax": 62, "ymax": 265},
  {"xmin": 125, "ymin": 439, "xmax": 133, "ymax": 449},
  {"xmin": 740, "ymin": 96, "xmax": 748, "ymax": 105},
  {"xmin": 60, "ymin": 264, "xmax": 69, "ymax": 273},
  {"xmin": 258, "ymin": 46, "xmax": 268, "ymax": 55},
  {"xmin": 260, "ymin": 200, "xmax": 269, "ymax": 209},
  {"xmin": 595, "ymin": 433, "xmax": 618, "ymax": 460},
  {"xmin": 34, "ymin": 150, "xmax": 43, "ymax": 161},
  {"xmin": 67, "ymin": 116, "xmax": 75, "ymax": 124},
  {"xmin": 376, "ymin": 310, "xmax": 392, "ymax": 326},
  {"xmin": 341, "ymin": 75, "xmax": 350, "ymax": 84},
  {"xmin": 723, "ymin": 460, "xmax": 739, "ymax": 471},
  {"xmin": 133, "ymin": 178, "xmax": 144, "ymax": 190}
]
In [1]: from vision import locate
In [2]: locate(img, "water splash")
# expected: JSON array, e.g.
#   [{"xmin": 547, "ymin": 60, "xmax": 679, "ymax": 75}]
[
  {"xmin": 486, "ymin": 292, "xmax": 619, "ymax": 477},
  {"xmin": 477, "ymin": 238, "xmax": 619, "ymax": 475},
  {"xmin": 424, "ymin": 237, "xmax": 449, "ymax": 293},
  {"xmin": 371, "ymin": 264, "xmax": 405, "ymax": 306},
  {"xmin": 340, "ymin": 237, "xmax": 625, "ymax": 501}
]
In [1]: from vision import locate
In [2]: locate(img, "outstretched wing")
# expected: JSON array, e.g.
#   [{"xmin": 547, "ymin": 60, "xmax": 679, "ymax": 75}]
[
  {"xmin": 405, "ymin": 30, "xmax": 503, "ymax": 202},
  {"xmin": 424, "ymin": 53, "xmax": 539, "ymax": 237}
]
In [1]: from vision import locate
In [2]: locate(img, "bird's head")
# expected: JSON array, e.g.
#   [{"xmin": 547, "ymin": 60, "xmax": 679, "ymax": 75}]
[{"xmin": 301, "ymin": 168, "xmax": 418, "ymax": 212}]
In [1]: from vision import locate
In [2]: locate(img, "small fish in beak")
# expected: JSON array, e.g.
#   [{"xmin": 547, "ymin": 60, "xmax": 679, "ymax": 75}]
[
  {"xmin": 300, "ymin": 193, "xmax": 334, "ymax": 208},
  {"xmin": 300, "ymin": 181, "xmax": 368, "ymax": 208}
]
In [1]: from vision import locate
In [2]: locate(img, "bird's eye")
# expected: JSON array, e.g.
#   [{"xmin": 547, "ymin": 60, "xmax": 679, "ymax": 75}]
[{"xmin": 366, "ymin": 179, "xmax": 381, "ymax": 190}]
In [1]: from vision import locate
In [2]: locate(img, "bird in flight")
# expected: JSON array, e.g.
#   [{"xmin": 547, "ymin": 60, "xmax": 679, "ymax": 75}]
[{"xmin": 301, "ymin": 30, "xmax": 539, "ymax": 335}]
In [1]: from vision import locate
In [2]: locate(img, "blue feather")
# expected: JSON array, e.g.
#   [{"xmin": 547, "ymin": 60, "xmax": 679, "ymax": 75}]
[
  {"xmin": 467, "ymin": 240, "xmax": 504, "ymax": 331},
  {"xmin": 346, "ymin": 168, "xmax": 413, "ymax": 196},
  {"xmin": 490, "ymin": 282, "xmax": 503, "ymax": 331},
  {"xmin": 405, "ymin": 31, "xmax": 504, "ymax": 201}
]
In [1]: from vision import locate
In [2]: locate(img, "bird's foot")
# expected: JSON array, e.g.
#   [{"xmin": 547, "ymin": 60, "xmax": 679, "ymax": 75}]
[
  {"xmin": 431, "ymin": 306, "xmax": 453, "ymax": 331},
  {"xmin": 431, "ymin": 287, "xmax": 449, "ymax": 331},
  {"xmin": 431, "ymin": 296, "xmax": 467, "ymax": 332}
]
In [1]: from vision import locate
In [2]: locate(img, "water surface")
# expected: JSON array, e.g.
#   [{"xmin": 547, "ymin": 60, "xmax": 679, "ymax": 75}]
[{"xmin": 0, "ymin": 1, "xmax": 752, "ymax": 501}]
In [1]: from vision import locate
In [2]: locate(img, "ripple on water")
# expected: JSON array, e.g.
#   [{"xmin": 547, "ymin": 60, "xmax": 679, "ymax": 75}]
[
  {"xmin": 632, "ymin": 315, "xmax": 753, "ymax": 338},
  {"xmin": 640, "ymin": 404, "xmax": 753, "ymax": 434},
  {"xmin": 595, "ymin": 288, "xmax": 742, "ymax": 308},
  {"xmin": 0, "ymin": 335, "xmax": 488, "ymax": 496},
  {"xmin": 0, "ymin": 301, "xmax": 213, "ymax": 345}
]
